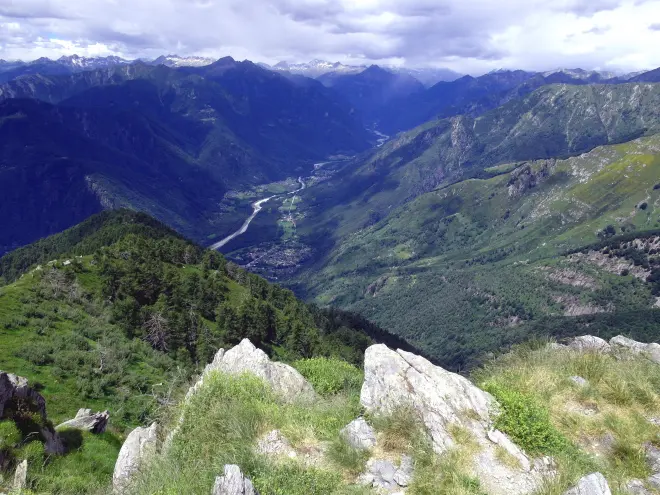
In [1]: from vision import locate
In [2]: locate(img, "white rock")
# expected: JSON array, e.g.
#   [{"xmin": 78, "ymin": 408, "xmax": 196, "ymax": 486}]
[
  {"xmin": 359, "ymin": 457, "xmax": 412, "ymax": 492},
  {"xmin": 112, "ymin": 422, "xmax": 159, "ymax": 493},
  {"xmin": 360, "ymin": 344, "xmax": 544, "ymax": 495},
  {"xmin": 563, "ymin": 473, "xmax": 612, "ymax": 495},
  {"xmin": 570, "ymin": 376, "xmax": 589, "ymax": 387},
  {"xmin": 625, "ymin": 479, "xmax": 651, "ymax": 495},
  {"xmin": 610, "ymin": 336, "xmax": 660, "ymax": 364},
  {"xmin": 567, "ymin": 336, "xmax": 611, "ymax": 353},
  {"xmin": 256, "ymin": 430, "xmax": 296, "ymax": 458},
  {"xmin": 487, "ymin": 429, "xmax": 532, "ymax": 471},
  {"xmin": 648, "ymin": 473, "xmax": 660, "ymax": 490},
  {"xmin": 340, "ymin": 418, "xmax": 376, "ymax": 450},
  {"xmin": 56, "ymin": 408, "xmax": 109, "ymax": 434},
  {"xmin": 212, "ymin": 465, "xmax": 258, "ymax": 495},
  {"xmin": 360, "ymin": 345, "xmax": 492, "ymax": 452},
  {"xmin": 13, "ymin": 459, "xmax": 27, "ymax": 491},
  {"xmin": 197, "ymin": 340, "xmax": 314, "ymax": 401}
]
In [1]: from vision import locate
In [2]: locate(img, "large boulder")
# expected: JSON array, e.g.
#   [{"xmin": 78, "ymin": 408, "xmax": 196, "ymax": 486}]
[
  {"xmin": 56, "ymin": 408, "xmax": 109, "ymax": 434},
  {"xmin": 567, "ymin": 336, "xmax": 611, "ymax": 353},
  {"xmin": 360, "ymin": 344, "xmax": 545, "ymax": 495},
  {"xmin": 610, "ymin": 336, "xmax": 660, "ymax": 364},
  {"xmin": 0, "ymin": 372, "xmax": 63, "ymax": 454},
  {"xmin": 212, "ymin": 465, "xmax": 258, "ymax": 495},
  {"xmin": 563, "ymin": 473, "xmax": 611, "ymax": 495},
  {"xmin": 112, "ymin": 422, "xmax": 159, "ymax": 493},
  {"xmin": 0, "ymin": 372, "xmax": 46, "ymax": 419},
  {"xmin": 190, "ymin": 339, "xmax": 314, "ymax": 402}
]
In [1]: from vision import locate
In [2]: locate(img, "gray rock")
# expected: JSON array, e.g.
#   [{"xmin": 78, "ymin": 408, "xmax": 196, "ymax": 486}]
[
  {"xmin": 340, "ymin": 418, "xmax": 376, "ymax": 450},
  {"xmin": 570, "ymin": 376, "xmax": 589, "ymax": 387},
  {"xmin": 361, "ymin": 345, "xmax": 493, "ymax": 452},
  {"xmin": 112, "ymin": 422, "xmax": 159, "ymax": 493},
  {"xmin": 610, "ymin": 336, "xmax": 660, "ymax": 364},
  {"xmin": 190, "ymin": 339, "xmax": 314, "ymax": 402},
  {"xmin": 0, "ymin": 371, "xmax": 64, "ymax": 454},
  {"xmin": 360, "ymin": 344, "xmax": 543, "ymax": 495},
  {"xmin": 256, "ymin": 430, "xmax": 296, "ymax": 458},
  {"xmin": 648, "ymin": 473, "xmax": 660, "ymax": 490},
  {"xmin": 212, "ymin": 465, "xmax": 257, "ymax": 495},
  {"xmin": 645, "ymin": 443, "xmax": 660, "ymax": 472},
  {"xmin": 56, "ymin": 408, "xmax": 109, "ymax": 434},
  {"xmin": 487, "ymin": 429, "xmax": 531, "ymax": 471},
  {"xmin": 563, "ymin": 473, "xmax": 612, "ymax": 495},
  {"xmin": 359, "ymin": 457, "xmax": 412, "ymax": 492},
  {"xmin": 567, "ymin": 336, "xmax": 611, "ymax": 353},
  {"xmin": 393, "ymin": 455, "xmax": 413, "ymax": 487},
  {"xmin": 625, "ymin": 479, "xmax": 651, "ymax": 495},
  {"xmin": 13, "ymin": 459, "xmax": 27, "ymax": 491}
]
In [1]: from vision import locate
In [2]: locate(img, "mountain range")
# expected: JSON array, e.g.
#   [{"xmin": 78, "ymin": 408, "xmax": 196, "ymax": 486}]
[
  {"xmin": 3, "ymin": 52, "xmax": 660, "ymax": 367},
  {"xmin": 0, "ymin": 57, "xmax": 370, "ymax": 252}
]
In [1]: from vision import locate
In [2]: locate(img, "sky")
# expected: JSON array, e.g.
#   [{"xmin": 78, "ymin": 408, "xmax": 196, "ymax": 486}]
[{"xmin": 1, "ymin": 0, "xmax": 660, "ymax": 75}]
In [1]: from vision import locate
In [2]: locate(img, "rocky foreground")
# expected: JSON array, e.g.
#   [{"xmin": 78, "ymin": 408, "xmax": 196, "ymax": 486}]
[{"xmin": 104, "ymin": 334, "xmax": 660, "ymax": 495}]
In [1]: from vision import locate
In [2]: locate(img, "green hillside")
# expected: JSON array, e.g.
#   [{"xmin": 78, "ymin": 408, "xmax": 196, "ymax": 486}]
[
  {"xmin": 0, "ymin": 210, "xmax": 413, "ymax": 493},
  {"xmin": 300, "ymin": 83, "xmax": 660, "ymax": 240},
  {"xmin": 293, "ymin": 134, "xmax": 660, "ymax": 368}
]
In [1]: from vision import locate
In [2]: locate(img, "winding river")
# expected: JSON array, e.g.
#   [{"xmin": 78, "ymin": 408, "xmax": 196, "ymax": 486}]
[
  {"xmin": 210, "ymin": 177, "xmax": 305, "ymax": 251},
  {"xmin": 211, "ymin": 129, "xmax": 388, "ymax": 252}
]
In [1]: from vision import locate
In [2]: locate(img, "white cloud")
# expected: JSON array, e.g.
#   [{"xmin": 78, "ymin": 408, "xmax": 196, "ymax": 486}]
[{"xmin": 0, "ymin": 0, "xmax": 658, "ymax": 74}]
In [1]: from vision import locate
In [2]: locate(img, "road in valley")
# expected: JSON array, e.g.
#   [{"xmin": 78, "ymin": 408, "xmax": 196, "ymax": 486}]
[{"xmin": 210, "ymin": 177, "xmax": 305, "ymax": 250}]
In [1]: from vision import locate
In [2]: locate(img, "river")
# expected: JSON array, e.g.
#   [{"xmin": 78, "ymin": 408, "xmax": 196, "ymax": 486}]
[{"xmin": 210, "ymin": 177, "xmax": 305, "ymax": 251}]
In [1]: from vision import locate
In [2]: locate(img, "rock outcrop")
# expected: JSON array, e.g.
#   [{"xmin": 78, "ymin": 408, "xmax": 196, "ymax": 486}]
[
  {"xmin": 341, "ymin": 418, "xmax": 377, "ymax": 450},
  {"xmin": 112, "ymin": 422, "xmax": 159, "ymax": 493},
  {"xmin": 360, "ymin": 344, "xmax": 545, "ymax": 495},
  {"xmin": 567, "ymin": 336, "xmax": 611, "ymax": 353},
  {"xmin": 563, "ymin": 473, "xmax": 611, "ymax": 495},
  {"xmin": 0, "ymin": 371, "xmax": 63, "ymax": 454},
  {"xmin": 610, "ymin": 336, "xmax": 660, "ymax": 364},
  {"xmin": 212, "ymin": 465, "xmax": 258, "ymax": 495},
  {"xmin": 56, "ymin": 408, "xmax": 109, "ymax": 434},
  {"xmin": 188, "ymin": 339, "xmax": 314, "ymax": 402}
]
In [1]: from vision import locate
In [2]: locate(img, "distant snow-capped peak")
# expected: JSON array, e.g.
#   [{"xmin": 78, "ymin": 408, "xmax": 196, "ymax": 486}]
[
  {"xmin": 57, "ymin": 55, "xmax": 131, "ymax": 69},
  {"xmin": 267, "ymin": 59, "xmax": 366, "ymax": 77},
  {"xmin": 151, "ymin": 55, "xmax": 216, "ymax": 67}
]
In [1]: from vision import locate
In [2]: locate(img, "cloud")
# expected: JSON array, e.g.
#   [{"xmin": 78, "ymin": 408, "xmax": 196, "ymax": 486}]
[
  {"xmin": 0, "ymin": 0, "xmax": 659, "ymax": 74},
  {"xmin": 650, "ymin": 23, "xmax": 660, "ymax": 31}
]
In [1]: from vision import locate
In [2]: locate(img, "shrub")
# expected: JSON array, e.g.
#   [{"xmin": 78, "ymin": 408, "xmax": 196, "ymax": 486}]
[
  {"xmin": 326, "ymin": 436, "xmax": 369, "ymax": 475},
  {"xmin": 483, "ymin": 383, "xmax": 571, "ymax": 455},
  {"xmin": 0, "ymin": 420, "xmax": 21, "ymax": 449},
  {"xmin": 292, "ymin": 358, "xmax": 363, "ymax": 396}
]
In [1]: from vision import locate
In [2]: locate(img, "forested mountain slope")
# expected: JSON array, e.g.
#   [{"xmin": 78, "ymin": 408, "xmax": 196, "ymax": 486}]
[
  {"xmin": 293, "ymin": 132, "xmax": 660, "ymax": 368},
  {"xmin": 0, "ymin": 209, "xmax": 415, "ymax": 492},
  {"xmin": 0, "ymin": 59, "xmax": 371, "ymax": 252},
  {"xmin": 299, "ymin": 82, "xmax": 660, "ymax": 241}
]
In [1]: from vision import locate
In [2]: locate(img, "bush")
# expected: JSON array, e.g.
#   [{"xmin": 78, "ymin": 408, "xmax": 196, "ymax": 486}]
[
  {"xmin": 0, "ymin": 420, "xmax": 21, "ymax": 449},
  {"xmin": 292, "ymin": 358, "xmax": 363, "ymax": 396},
  {"xmin": 483, "ymin": 383, "xmax": 571, "ymax": 455}
]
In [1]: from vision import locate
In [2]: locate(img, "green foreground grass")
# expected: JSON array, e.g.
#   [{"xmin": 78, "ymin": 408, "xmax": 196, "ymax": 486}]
[{"xmin": 476, "ymin": 341, "xmax": 660, "ymax": 494}]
